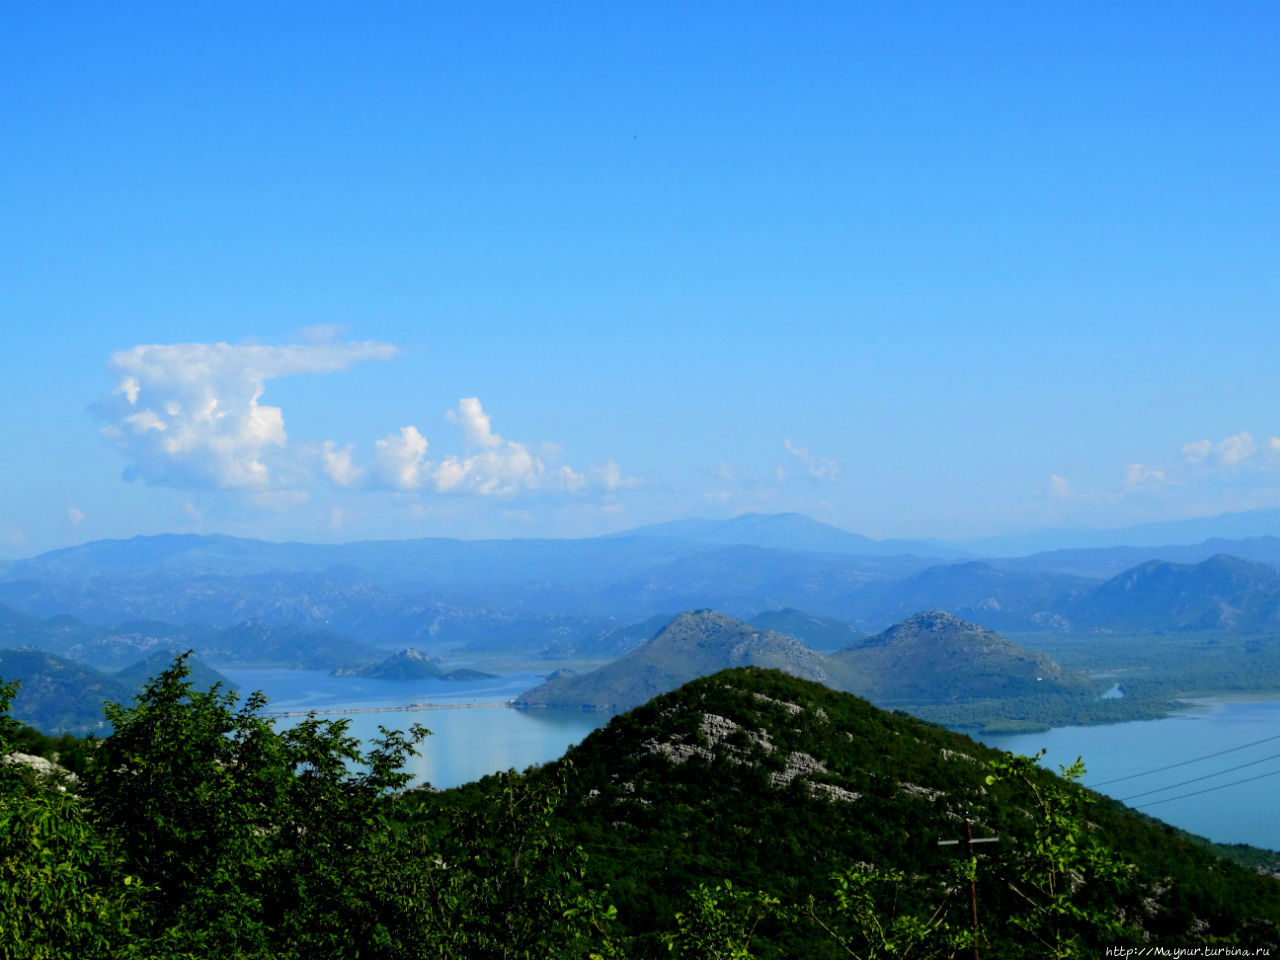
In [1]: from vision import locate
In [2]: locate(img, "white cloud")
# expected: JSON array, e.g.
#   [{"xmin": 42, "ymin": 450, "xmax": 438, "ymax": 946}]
[
  {"xmin": 431, "ymin": 401, "xmax": 549, "ymax": 496},
  {"xmin": 1182, "ymin": 439, "xmax": 1212, "ymax": 464},
  {"xmin": 374, "ymin": 426, "xmax": 430, "ymax": 490},
  {"xmin": 592, "ymin": 459, "xmax": 642, "ymax": 491},
  {"xmin": 66, "ymin": 507, "xmax": 85, "ymax": 527},
  {"xmin": 446, "ymin": 396, "xmax": 502, "ymax": 450},
  {"xmin": 1047, "ymin": 474, "xmax": 1072, "ymax": 498},
  {"xmin": 1271, "ymin": 436, "xmax": 1280, "ymax": 457},
  {"xmin": 99, "ymin": 340, "xmax": 398, "ymax": 489},
  {"xmin": 321, "ymin": 441, "xmax": 363, "ymax": 488},
  {"xmin": 1218, "ymin": 431, "xmax": 1255, "ymax": 466},
  {"xmin": 783, "ymin": 438, "xmax": 840, "ymax": 481}
]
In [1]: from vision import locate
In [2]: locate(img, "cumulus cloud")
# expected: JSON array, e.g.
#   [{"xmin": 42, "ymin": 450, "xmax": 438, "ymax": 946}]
[
  {"xmin": 374, "ymin": 426, "xmax": 430, "ymax": 490},
  {"xmin": 446, "ymin": 397, "xmax": 502, "ymax": 450},
  {"xmin": 321, "ymin": 441, "xmax": 363, "ymax": 488},
  {"xmin": 326, "ymin": 398, "xmax": 636, "ymax": 499},
  {"xmin": 1218, "ymin": 431, "xmax": 1255, "ymax": 466},
  {"xmin": 432, "ymin": 398, "xmax": 576, "ymax": 496},
  {"xmin": 783, "ymin": 439, "xmax": 840, "ymax": 481},
  {"xmin": 1183, "ymin": 432, "xmax": 1259, "ymax": 467},
  {"xmin": 99, "ymin": 340, "xmax": 398, "ymax": 489}
]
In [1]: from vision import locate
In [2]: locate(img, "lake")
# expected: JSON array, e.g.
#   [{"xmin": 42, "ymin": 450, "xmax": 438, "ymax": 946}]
[
  {"xmin": 219, "ymin": 668, "xmax": 607, "ymax": 790},
  {"xmin": 224, "ymin": 668, "xmax": 1280, "ymax": 851},
  {"xmin": 978, "ymin": 698, "xmax": 1280, "ymax": 851}
]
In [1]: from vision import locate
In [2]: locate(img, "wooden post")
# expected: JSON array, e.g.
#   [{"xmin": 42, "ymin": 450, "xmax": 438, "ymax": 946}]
[{"xmin": 938, "ymin": 822, "xmax": 999, "ymax": 960}]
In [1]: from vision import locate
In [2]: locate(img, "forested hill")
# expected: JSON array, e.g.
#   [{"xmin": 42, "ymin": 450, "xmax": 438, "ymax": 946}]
[{"xmin": 504, "ymin": 667, "xmax": 1280, "ymax": 956}]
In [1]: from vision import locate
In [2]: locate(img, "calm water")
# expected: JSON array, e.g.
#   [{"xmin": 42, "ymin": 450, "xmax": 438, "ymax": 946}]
[
  {"xmin": 220, "ymin": 668, "xmax": 606, "ymax": 790},
  {"xmin": 978, "ymin": 698, "xmax": 1280, "ymax": 851}
]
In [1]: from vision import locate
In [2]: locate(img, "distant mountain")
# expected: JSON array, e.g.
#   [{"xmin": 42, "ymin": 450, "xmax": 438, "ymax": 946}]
[
  {"xmin": 0, "ymin": 648, "xmax": 123, "ymax": 734},
  {"xmin": 1063, "ymin": 554, "xmax": 1280, "ymax": 632},
  {"xmin": 747, "ymin": 608, "xmax": 863, "ymax": 651},
  {"xmin": 543, "ymin": 613, "xmax": 677, "ymax": 660},
  {"xmin": 517, "ymin": 608, "xmax": 1087, "ymax": 713},
  {"xmin": 113, "ymin": 650, "xmax": 236, "ymax": 696},
  {"xmin": 0, "ymin": 531, "xmax": 721, "ymax": 590},
  {"xmin": 582, "ymin": 544, "xmax": 930, "ymax": 622},
  {"xmin": 952, "ymin": 507, "xmax": 1280, "ymax": 557},
  {"xmin": 617, "ymin": 512, "xmax": 969, "ymax": 558},
  {"xmin": 332, "ymin": 647, "xmax": 443, "ymax": 680},
  {"xmin": 833, "ymin": 611, "xmax": 1092, "ymax": 702},
  {"xmin": 205, "ymin": 621, "xmax": 389, "ymax": 670},
  {"xmin": 0, "ymin": 604, "xmax": 386, "ymax": 671},
  {"xmin": 992, "ymin": 537, "xmax": 1280, "ymax": 579},
  {"xmin": 516, "ymin": 610, "xmax": 867, "ymax": 712},
  {"xmin": 861, "ymin": 561, "xmax": 1096, "ymax": 632},
  {"xmin": 0, "ymin": 648, "xmax": 232, "ymax": 735}
]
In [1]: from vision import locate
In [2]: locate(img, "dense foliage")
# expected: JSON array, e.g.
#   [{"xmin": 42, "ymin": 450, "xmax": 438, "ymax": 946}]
[{"xmin": 2, "ymin": 661, "xmax": 1278, "ymax": 958}]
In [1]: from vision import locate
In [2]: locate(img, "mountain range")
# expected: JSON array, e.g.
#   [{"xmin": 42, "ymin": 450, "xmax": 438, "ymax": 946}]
[{"xmin": 4, "ymin": 515, "xmax": 1280, "ymax": 670}]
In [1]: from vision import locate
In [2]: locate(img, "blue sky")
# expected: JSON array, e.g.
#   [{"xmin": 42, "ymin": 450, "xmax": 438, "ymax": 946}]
[{"xmin": 3, "ymin": 3, "xmax": 1279, "ymax": 557}]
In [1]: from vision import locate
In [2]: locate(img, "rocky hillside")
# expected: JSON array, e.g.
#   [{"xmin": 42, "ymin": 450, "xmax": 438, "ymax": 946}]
[
  {"xmin": 517, "ymin": 609, "xmax": 1088, "ymax": 715},
  {"xmin": 501, "ymin": 668, "xmax": 1280, "ymax": 955},
  {"xmin": 833, "ymin": 609, "xmax": 1094, "ymax": 702},
  {"xmin": 516, "ymin": 610, "xmax": 867, "ymax": 712}
]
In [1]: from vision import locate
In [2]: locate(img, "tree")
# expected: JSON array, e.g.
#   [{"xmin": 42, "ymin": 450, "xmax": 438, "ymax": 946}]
[
  {"xmin": 984, "ymin": 752, "xmax": 1136, "ymax": 958},
  {"xmin": 0, "ymin": 678, "xmax": 141, "ymax": 960},
  {"xmin": 78, "ymin": 652, "xmax": 427, "ymax": 958}
]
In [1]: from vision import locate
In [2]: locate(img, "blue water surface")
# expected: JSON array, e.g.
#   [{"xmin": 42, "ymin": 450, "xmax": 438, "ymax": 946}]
[{"xmin": 219, "ymin": 668, "xmax": 606, "ymax": 791}]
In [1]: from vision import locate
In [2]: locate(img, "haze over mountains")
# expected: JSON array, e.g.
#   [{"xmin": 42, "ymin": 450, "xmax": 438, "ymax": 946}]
[{"xmin": 5, "ymin": 512, "xmax": 1280, "ymax": 666}]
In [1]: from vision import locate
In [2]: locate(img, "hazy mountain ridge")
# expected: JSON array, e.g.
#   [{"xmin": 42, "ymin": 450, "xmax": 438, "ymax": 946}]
[
  {"xmin": 747, "ymin": 607, "xmax": 864, "ymax": 651},
  {"xmin": 834, "ymin": 610, "xmax": 1094, "ymax": 702},
  {"xmin": 0, "ymin": 648, "xmax": 234, "ymax": 734},
  {"xmin": 516, "ymin": 609, "xmax": 1087, "ymax": 713},
  {"xmin": 517, "ymin": 610, "xmax": 869, "ymax": 712},
  {"xmin": 0, "ymin": 603, "xmax": 387, "ymax": 671},
  {"xmin": 6, "ymin": 518, "xmax": 1280, "ymax": 670}
]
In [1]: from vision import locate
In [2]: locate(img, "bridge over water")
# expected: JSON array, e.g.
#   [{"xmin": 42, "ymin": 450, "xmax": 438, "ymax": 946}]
[{"xmin": 265, "ymin": 700, "xmax": 514, "ymax": 718}]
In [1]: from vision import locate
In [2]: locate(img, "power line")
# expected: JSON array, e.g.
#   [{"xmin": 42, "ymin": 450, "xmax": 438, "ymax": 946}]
[
  {"xmin": 1134, "ymin": 766, "xmax": 1280, "ymax": 809},
  {"xmin": 1087, "ymin": 730, "xmax": 1280, "ymax": 788},
  {"xmin": 1117, "ymin": 750, "xmax": 1280, "ymax": 803}
]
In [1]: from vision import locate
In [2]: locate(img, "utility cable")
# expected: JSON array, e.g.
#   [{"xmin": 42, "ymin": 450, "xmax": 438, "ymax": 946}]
[
  {"xmin": 1117, "ymin": 750, "xmax": 1280, "ymax": 803},
  {"xmin": 1133, "ymin": 766, "xmax": 1280, "ymax": 809},
  {"xmin": 1087, "ymin": 730, "xmax": 1280, "ymax": 788}
]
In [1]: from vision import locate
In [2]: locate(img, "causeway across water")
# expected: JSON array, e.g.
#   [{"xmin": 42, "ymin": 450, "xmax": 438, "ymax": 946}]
[{"xmin": 265, "ymin": 701, "xmax": 514, "ymax": 718}]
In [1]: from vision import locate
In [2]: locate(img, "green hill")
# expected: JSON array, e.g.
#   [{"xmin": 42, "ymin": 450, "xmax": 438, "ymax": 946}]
[
  {"xmin": 331, "ymin": 647, "xmax": 443, "ymax": 679},
  {"xmin": 0, "ymin": 648, "xmax": 236, "ymax": 735},
  {"xmin": 834, "ymin": 609, "xmax": 1095, "ymax": 702},
  {"xmin": 494, "ymin": 668, "xmax": 1280, "ymax": 955},
  {"xmin": 515, "ymin": 609, "xmax": 867, "ymax": 712}
]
